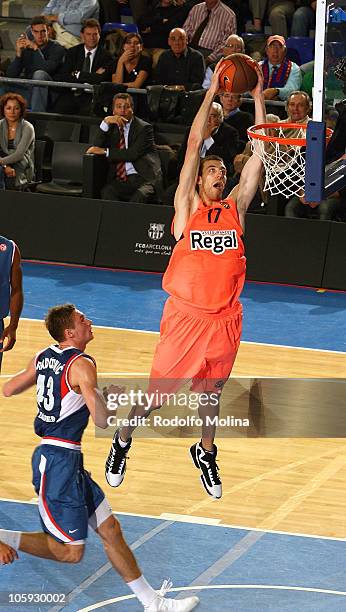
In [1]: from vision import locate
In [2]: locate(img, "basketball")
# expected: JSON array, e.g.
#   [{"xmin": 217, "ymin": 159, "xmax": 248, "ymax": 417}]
[{"xmin": 219, "ymin": 53, "xmax": 258, "ymax": 94}]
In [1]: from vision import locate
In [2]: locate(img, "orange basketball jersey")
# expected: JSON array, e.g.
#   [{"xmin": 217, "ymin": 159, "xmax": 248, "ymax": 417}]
[{"xmin": 163, "ymin": 197, "xmax": 246, "ymax": 312}]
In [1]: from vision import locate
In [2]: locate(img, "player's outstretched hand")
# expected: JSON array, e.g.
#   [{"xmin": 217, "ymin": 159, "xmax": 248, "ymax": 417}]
[
  {"xmin": 250, "ymin": 62, "xmax": 263, "ymax": 99},
  {"xmin": 0, "ymin": 542, "xmax": 18, "ymax": 565},
  {"xmin": 210, "ymin": 59, "xmax": 224, "ymax": 97}
]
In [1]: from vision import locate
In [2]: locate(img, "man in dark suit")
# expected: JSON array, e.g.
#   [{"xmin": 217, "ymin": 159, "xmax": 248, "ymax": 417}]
[
  {"xmin": 176, "ymin": 101, "xmax": 240, "ymax": 173},
  {"xmin": 52, "ymin": 19, "xmax": 114, "ymax": 114},
  {"xmin": 87, "ymin": 92, "xmax": 163, "ymax": 203},
  {"xmin": 219, "ymin": 92, "xmax": 254, "ymax": 143}
]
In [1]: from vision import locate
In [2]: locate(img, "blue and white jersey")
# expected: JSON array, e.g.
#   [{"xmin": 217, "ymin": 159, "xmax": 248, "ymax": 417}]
[
  {"xmin": 0, "ymin": 236, "xmax": 15, "ymax": 319},
  {"xmin": 34, "ymin": 345, "xmax": 96, "ymax": 443}
]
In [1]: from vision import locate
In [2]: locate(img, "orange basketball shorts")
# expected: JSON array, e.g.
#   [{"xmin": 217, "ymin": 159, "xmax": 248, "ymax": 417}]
[{"xmin": 148, "ymin": 296, "xmax": 242, "ymax": 396}]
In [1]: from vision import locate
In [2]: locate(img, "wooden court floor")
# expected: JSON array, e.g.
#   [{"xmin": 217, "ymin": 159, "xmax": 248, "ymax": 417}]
[{"xmin": 1, "ymin": 319, "xmax": 346, "ymax": 539}]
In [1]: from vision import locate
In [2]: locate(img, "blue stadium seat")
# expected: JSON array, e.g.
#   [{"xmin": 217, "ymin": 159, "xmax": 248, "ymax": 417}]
[
  {"xmin": 102, "ymin": 22, "xmax": 139, "ymax": 34},
  {"xmin": 286, "ymin": 37, "xmax": 314, "ymax": 66}
]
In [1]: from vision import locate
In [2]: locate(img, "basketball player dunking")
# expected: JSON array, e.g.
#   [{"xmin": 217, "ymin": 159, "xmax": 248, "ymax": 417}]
[
  {"xmin": 0, "ymin": 304, "xmax": 198, "ymax": 612},
  {"xmin": 106, "ymin": 61, "xmax": 266, "ymax": 499}
]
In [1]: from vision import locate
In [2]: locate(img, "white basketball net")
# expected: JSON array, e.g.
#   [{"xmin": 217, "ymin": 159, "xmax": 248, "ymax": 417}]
[{"xmin": 248, "ymin": 124, "xmax": 307, "ymax": 199}]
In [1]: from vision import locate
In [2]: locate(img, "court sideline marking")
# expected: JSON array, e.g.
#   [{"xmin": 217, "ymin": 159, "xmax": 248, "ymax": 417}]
[
  {"xmin": 77, "ymin": 585, "xmax": 346, "ymax": 611},
  {"xmin": 18, "ymin": 318, "xmax": 346, "ymax": 355},
  {"xmin": 0, "ymin": 498, "xmax": 344, "ymax": 541}
]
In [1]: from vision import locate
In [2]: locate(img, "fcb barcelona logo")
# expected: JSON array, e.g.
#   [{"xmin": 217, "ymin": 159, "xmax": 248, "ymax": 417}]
[
  {"xmin": 0, "ymin": 243, "xmax": 7, "ymax": 251},
  {"xmin": 148, "ymin": 223, "xmax": 165, "ymax": 241}
]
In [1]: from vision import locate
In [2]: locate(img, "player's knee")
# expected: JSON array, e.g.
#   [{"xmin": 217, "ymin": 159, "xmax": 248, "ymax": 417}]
[
  {"xmin": 63, "ymin": 544, "xmax": 85, "ymax": 564},
  {"xmin": 98, "ymin": 515, "xmax": 122, "ymax": 549}
]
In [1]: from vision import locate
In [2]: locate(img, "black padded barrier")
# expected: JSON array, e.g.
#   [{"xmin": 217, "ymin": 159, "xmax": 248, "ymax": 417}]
[
  {"xmin": 94, "ymin": 201, "xmax": 176, "ymax": 272},
  {"xmin": 321, "ymin": 222, "xmax": 346, "ymax": 290},
  {"xmin": 0, "ymin": 191, "xmax": 102, "ymax": 265},
  {"xmin": 1, "ymin": 192, "xmax": 346, "ymax": 289},
  {"xmin": 245, "ymin": 214, "xmax": 332, "ymax": 287}
]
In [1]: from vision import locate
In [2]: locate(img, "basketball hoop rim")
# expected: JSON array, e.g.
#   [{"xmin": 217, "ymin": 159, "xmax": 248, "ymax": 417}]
[{"xmin": 247, "ymin": 122, "xmax": 333, "ymax": 146}]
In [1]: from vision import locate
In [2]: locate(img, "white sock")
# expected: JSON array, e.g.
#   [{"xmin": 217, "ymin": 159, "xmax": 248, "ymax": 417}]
[
  {"xmin": 118, "ymin": 435, "xmax": 129, "ymax": 448},
  {"xmin": 0, "ymin": 529, "xmax": 22, "ymax": 550},
  {"xmin": 127, "ymin": 575, "xmax": 158, "ymax": 606}
]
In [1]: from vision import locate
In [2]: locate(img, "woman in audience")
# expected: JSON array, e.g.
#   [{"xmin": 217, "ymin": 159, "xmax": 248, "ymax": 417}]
[
  {"xmin": 0, "ymin": 92, "xmax": 35, "ymax": 190},
  {"xmin": 112, "ymin": 33, "xmax": 152, "ymax": 88}
]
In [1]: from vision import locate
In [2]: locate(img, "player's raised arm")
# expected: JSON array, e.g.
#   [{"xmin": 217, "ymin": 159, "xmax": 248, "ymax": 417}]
[
  {"xmin": 230, "ymin": 64, "xmax": 266, "ymax": 230},
  {"xmin": 3, "ymin": 357, "xmax": 36, "ymax": 396},
  {"xmin": 173, "ymin": 61, "xmax": 223, "ymax": 240}
]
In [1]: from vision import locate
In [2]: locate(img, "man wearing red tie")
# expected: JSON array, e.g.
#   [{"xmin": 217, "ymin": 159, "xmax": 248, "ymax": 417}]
[{"xmin": 86, "ymin": 93, "xmax": 163, "ymax": 203}]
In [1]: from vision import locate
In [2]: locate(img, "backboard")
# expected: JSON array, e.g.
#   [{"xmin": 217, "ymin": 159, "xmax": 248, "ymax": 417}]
[{"xmin": 304, "ymin": 0, "xmax": 346, "ymax": 201}]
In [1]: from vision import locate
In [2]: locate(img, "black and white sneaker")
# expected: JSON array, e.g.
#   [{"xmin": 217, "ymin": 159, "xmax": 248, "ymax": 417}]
[
  {"xmin": 190, "ymin": 442, "xmax": 222, "ymax": 499},
  {"xmin": 105, "ymin": 430, "xmax": 131, "ymax": 487}
]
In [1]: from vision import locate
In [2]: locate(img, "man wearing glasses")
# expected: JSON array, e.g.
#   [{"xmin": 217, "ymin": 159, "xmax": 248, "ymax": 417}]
[{"xmin": 202, "ymin": 34, "xmax": 245, "ymax": 89}]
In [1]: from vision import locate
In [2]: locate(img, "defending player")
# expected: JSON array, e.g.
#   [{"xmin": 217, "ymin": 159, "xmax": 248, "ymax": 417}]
[
  {"xmin": 105, "ymin": 61, "xmax": 266, "ymax": 499},
  {"xmin": 0, "ymin": 304, "xmax": 199, "ymax": 612},
  {"xmin": 0, "ymin": 234, "xmax": 23, "ymax": 371}
]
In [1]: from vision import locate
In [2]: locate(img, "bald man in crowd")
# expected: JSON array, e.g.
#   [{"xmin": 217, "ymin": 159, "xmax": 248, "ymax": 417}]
[{"xmin": 155, "ymin": 28, "xmax": 205, "ymax": 90}]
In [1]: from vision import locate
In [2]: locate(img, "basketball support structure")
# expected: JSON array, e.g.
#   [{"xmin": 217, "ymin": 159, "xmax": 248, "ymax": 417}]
[
  {"xmin": 305, "ymin": 0, "xmax": 328, "ymax": 202},
  {"xmin": 305, "ymin": 0, "xmax": 346, "ymax": 202}
]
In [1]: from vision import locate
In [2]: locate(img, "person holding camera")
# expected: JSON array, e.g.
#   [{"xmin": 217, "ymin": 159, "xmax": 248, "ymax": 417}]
[{"xmin": 5, "ymin": 16, "xmax": 65, "ymax": 111}]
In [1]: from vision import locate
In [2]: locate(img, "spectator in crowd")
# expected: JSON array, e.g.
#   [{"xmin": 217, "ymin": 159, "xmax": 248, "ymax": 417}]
[
  {"xmin": 163, "ymin": 101, "xmax": 240, "ymax": 203},
  {"xmin": 300, "ymin": 44, "xmax": 339, "ymax": 100},
  {"xmin": 0, "ymin": 93, "xmax": 35, "ymax": 190},
  {"xmin": 231, "ymin": 112, "xmax": 280, "ymax": 209},
  {"xmin": 183, "ymin": 0, "xmax": 237, "ymax": 64},
  {"xmin": 282, "ymin": 90, "xmax": 311, "ymax": 137},
  {"xmin": 52, "ymin": 19, "xmax": 114, "ymax": 115},
  {"xmin": 325, "ymin": 105, "xmax": 339, "ymax": 131},
  {"xmin": 154, "ymin": 28, "xmax": 205, "ymax": 90},
  {"xmin": 112, "ymin": 33, "xmax": 152, "ymax": 88},
  {"xmin": 260, "ymin": 35, "xmax": 301, "ymax": 100},
  {"xmin": 248, "ymin": 0, "xmax": 296, "ymax": 38},
  {"xmin": 5, "ymin": 16, "xmax": 65, "ymax": 112},
  {"xmin": 285, "ymin": 192, "xmax": 346, "ymax": 220},
  {"xmin": 224, "ymin": 0, "xmax": 248, "ymax": 35},
  {"xmin": 138, "ymin": 0, "xmax": 190, "ymax": 52},
  {"xmin": 291, "ymin": 0, "xmax": 316, "ymax": 37},
  {"xmin": 42, "ymin": 0, "xmax": 99, "ymax": 48},
  {"xmin": 86, "ymin": 93, "xmax": 163, "ymax": 203},
  {"xmin": 202, "ymin": 33, "xmax": 245, "ymax": 88},
  {"xmin": 177, "ymin": 101, "xmax": 240, "ymax": 174},
  {"xmin": 232, "ymin": 112, "xmax": 279, "ymax": 187},
  {"xmin": 99, "ymin": 0, "xmax": 149, "ymax": 25},
  {"xmin": 219, "ymin": 92, "xmax": 254, "ymax": 141}
]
